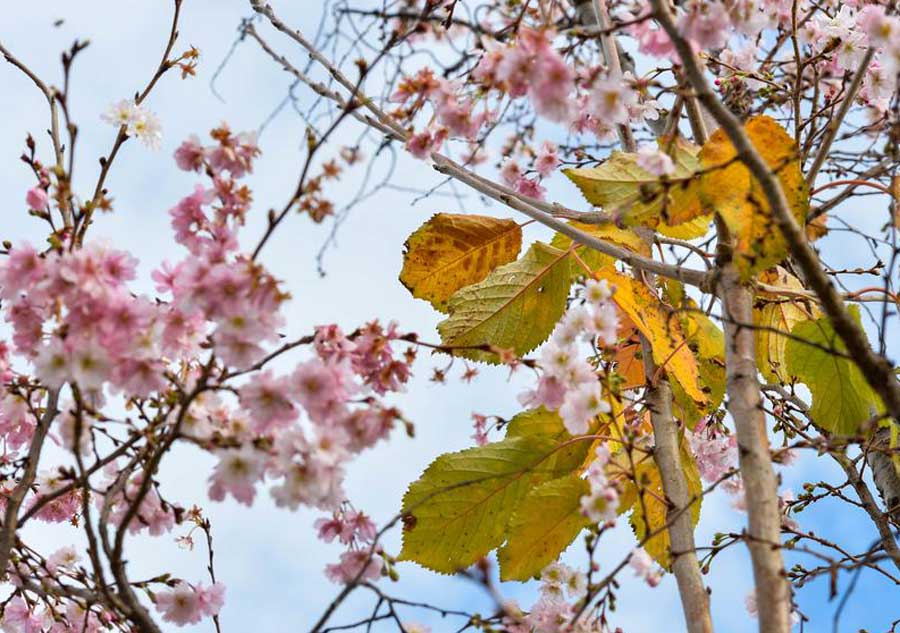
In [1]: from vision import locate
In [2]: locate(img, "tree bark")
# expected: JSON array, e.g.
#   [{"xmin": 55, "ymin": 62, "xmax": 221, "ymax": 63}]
[
  {"xmin": 867, "ymin": 426, "xmax": 900, "ymax": 522},
  {"xmin": 642, "ymin": 346, "xmax": 714, "ymax": 633},
  {"xmin": 720, "ymin": 266, "xmax": 791, "ymax": 633}
]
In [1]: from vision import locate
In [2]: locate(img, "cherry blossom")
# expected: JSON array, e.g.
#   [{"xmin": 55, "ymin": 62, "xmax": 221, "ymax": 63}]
[{"xmin": 102, "ymin": 99, "xmax": 162, "ymax": 149}]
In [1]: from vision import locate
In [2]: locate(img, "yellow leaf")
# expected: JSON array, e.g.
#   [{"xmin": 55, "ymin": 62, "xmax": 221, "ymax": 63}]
[
  {"xmin": 698, "ymin": 115, "xmax": 809, "ymax": 281},
  {"xmin": 437, "ymin": 242, "xmax": 572, "ymax": 363},
  {"xmin": 599, "ymin": 270, "xmax": 707, "ymax": 405},
  {"xmin": 806, "ymin": 214, "xmax": 828, "ymax": 242},
  {"xmin": 499, "ymin": 475, "xmax": 591, "ymax": 581},
  {"xmin": 610, "ymin": 322, "xmax": 647, "ymax": 391},
  {"xmin": 754, "ymin": 267, "xmax": 820, "ymax": 384},
  {"xmin": 657, "ymin": 213, "xmax": 713, "ymax": 240},
  {"xmin": 669, "ymin": 300, "xmax": 726, "ymax": 426},
  {"xmin": 400, "ymin": 213, "xmax": 522, "ymax": 312}
]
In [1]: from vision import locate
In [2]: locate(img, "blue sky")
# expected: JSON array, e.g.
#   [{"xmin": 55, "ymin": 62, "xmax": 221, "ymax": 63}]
[{"xmin": 1, "ymin": 2, "xmax": 896, "ymax": 631}]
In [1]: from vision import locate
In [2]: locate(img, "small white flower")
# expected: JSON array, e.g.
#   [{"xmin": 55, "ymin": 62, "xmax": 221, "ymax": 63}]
[
  {"xmin": 130, "ymin": 109, "xmax": 163, "ymax": 150},
  {"xmin": 102, "ymin": 99, "xmax": 137, "ymax": 127},
  {"xmin": 102, "ymin": 99, "xmax": 162, "ymax": 150},
  {"xmin": 584, "ymin": 279, "xmax": 612, "ymax": 306}
]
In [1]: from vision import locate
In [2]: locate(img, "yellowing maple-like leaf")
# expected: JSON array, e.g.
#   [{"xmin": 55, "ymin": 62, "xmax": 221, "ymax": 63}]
[
  {"xmin": 399, "ymin": 410, "xmax": 590, "ymax": 574},
  {"xmin": 699, "ymin": 115, "xmax": 809, "ymax": 280},
  {"xmin": 599, "ymin": 270, "xmax": 707, "ymax": 405},
  {"xmin": 437, "ymin": 241, "xmax": 572, "ymax": 363},
  {"xmin": 400, "ymin": 213, "xmax": 522, "ymax": 312},
  {"xmin": 498, "ymin": 475, "xmax": 591, "ymax": 581},
  {"xmin": 754, "ymin": 267, "xmax": 820, "ymax": 384},
  {"xmin": 785, "ymin": 306, "xmax": 884, "ymax": 435},
  {"xmin": 563, "ymin": 137, "xmax": 711, "ymax": 237}
]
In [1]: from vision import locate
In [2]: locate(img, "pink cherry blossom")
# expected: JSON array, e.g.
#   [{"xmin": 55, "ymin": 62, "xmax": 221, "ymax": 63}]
[
  {"xmin": 324, "ymin": 548, "xmax": 383, "ymax": 584},
  {"xmin": 534, "ymin": 142, "xmax": 560, "ymax": 177},
  {"xmin": 677, "ymin": 0, "xmax": 732, "ymax": 50},
  {"xmin": 240, "ymin": 371, "xmax": 298, "ymax": 434},
  {"xmin": 208, "ymin": 445, "xmax": 267, "ymax": 505},
  {"xmin": 513, "ymin": 176, "xmax": 546, "ymax": 200},
  {"xmin": 25, "ymin": 187, "xmax": 49, "ymax": 211},
  {"xmin": 155, "ymin": 583, "xmax": 203, "ymax": 626}
]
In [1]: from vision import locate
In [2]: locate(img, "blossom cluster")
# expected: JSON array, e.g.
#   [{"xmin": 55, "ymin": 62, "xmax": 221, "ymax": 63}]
[
  {"xmin": 688, "ymin": 418, "xmax": 745, "ymax": 510},
  {"xmin": 395, "ymin": 0, "xmax": 900, "ymax": 195},
  {"xmin": 395, "ymin": 26, "xmax": 662, "ymax": 200},
  {"xmin": 207, "ymin": 320, "xmax": 412, "ymax": 514},
  {"xmin": 520, "ymin": 279, "xmax": 619, "ymax": 435},
  {"xmin": 0, "ymin": 126, "xmax": 417, "ymax": 628},
  {"xmin": 627, "ymin": 0, "xmax": 900, "ymax": 116},
  {"xmin": 316, "ymin": 507, "xmax": 384, "ymax": 584},
  {"xmin": 502, "ymin": 562, "xmax": 601, "ymax": 633},
  {"xmin": 155, "ymin": 582, "xmax": 225, "ymax": 627}
]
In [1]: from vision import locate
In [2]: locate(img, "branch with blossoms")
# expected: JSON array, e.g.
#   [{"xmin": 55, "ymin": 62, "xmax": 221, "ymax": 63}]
[
  {"xmin": 0, "ymin": 6, "xmax": 492, "ymax": 632},
  {"xmin": 4, "ymin": 0, "xmax": 900, "ymax": 632},
  {"xmin": 230, "ymin": 1, "xmax": 900, "ymax": 632}
]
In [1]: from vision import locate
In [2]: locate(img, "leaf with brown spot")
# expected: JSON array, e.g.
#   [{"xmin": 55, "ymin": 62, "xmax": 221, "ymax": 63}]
[{"xmin": 400, "ymin": 213, "xmax": 522, "ymax": 312}]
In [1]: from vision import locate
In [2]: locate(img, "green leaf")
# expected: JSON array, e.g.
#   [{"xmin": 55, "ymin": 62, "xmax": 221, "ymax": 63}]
[
  {"xmin": 785, "ymin": 306, "xmax": 883, "ymax": 435},
  {"xmin": 437, "ymin": 242, "xmax": 572, "ymax": 363},
  {"xmin": 505, "ymin": 408, "xmax": 593, "ymax": 472},
  {"xmin": 399, "ymin": 434, "xmax": 587, "ymax": 574},
  {"xmin": 399, "ymin": 214, "xmax": 522, "ymax": 312},
  {"xmin": 506, "ymin": 407, "xmax": 572, "ymax": 439},
  {"xmin": 499, "ymin": 475, "xmax": 590, "ymax": 581}
]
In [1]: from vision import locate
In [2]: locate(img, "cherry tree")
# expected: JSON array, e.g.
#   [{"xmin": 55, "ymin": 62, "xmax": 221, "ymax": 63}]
[{"xmin": 2, "ymin": 0, "xmax": 900, "ymax": 632}]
